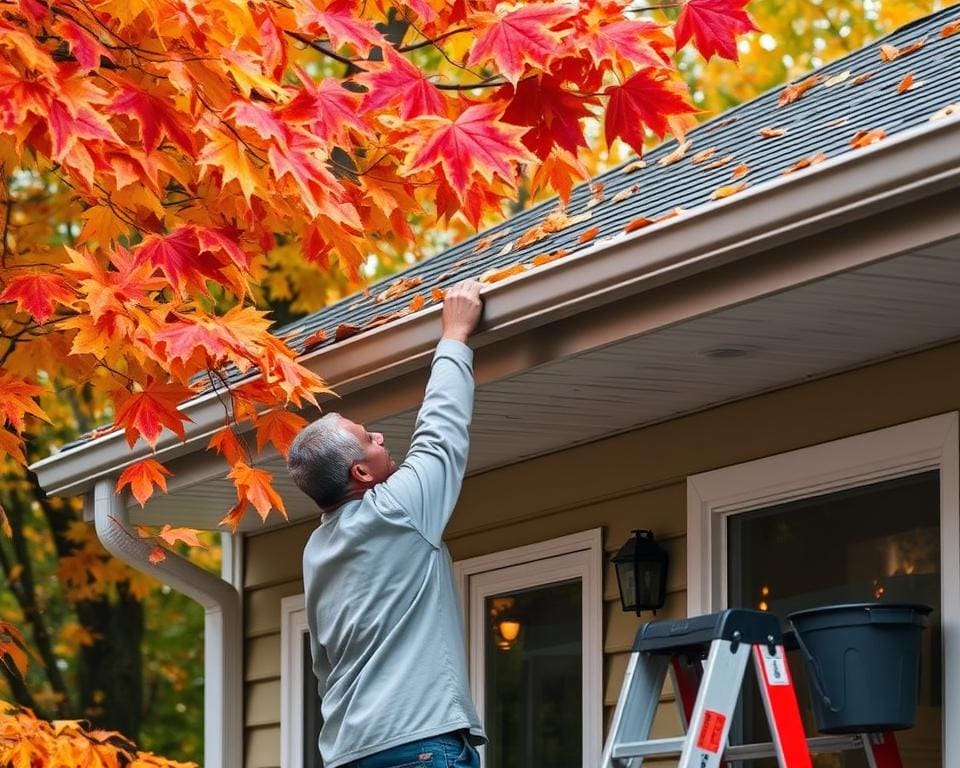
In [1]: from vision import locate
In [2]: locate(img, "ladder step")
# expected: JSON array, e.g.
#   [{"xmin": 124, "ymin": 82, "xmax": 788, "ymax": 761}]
[{"xmin": 613, "ymin": 734, "xmax": 864, "ymax": 761}]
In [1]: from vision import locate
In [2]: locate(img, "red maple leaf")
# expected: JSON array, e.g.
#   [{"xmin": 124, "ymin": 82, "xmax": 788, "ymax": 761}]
[
  {"xmin": 467, "ymin": 3, "xmax": 575, "ymax": 84},
  {"xmin": 134, "ymin": 226, "xmax": 229, "ymax": 297},
  {"xmin": 117, "ymin": 458, "xmax": 171, "ymax": 507},
  {"xmin": 58, "ymin": 18, "xmax": 110, "ymax": 71},
  {"xmin": 283, "ymin": 69, "xmax": 369, "ymax": 145},
  {"xmin": 354, "ymin": 46, "xmax": 446, "ymax": 120},
  {"xmin": 674, "ymin": 0, "xmax": 759, "ymax": 61},
  {"xmin": 300, "ymin": 0, "xmax": 386, "ymax": 55},
  {"xmin": 500, "ymin": 75, "xmax": 597, "ymax": 160},
  {"xmin": 403, "ymin": 103, "xmax": 535, "ymax": 201},
  {"xmin": 583, "ymin": 19, "xmax": 672, "ymax": 69},
  {"xmin": 0, "ymin": 271, "xmax": 75, "ymax": 323},
  {"xmin": 113, "ymin": 379, "xmax": 196, "ymax": 448},
  {"xmin": 109, "ymin": 82, "xmax": 197, "ymax": 154},
  {"xmin": 152, "ymin": 314, "xmax": 237, "ymax": 366},
  {"xmin": 605, "ymin": 69, "xmax": 696, "ymax": 154}
]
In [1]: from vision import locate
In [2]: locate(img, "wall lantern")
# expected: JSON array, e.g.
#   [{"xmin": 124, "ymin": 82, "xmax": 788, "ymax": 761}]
[{"xmin": 612, "ymin": 529, "xmax": 669, "ymax": 615}]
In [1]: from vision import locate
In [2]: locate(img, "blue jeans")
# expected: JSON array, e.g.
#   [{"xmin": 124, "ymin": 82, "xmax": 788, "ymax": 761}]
[{"xmin": 345, "ymin": 731, "xmax": 481, "ymax": 768}]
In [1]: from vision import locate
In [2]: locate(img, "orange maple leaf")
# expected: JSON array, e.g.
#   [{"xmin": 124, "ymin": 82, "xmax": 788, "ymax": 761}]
[
  {"xmin": 354, "ymin": 45, "xmax": 445, "ymax": 120},
  {"xmin": 209, "ymin": 427, "xmax": 249, "ymax": 466},
  {"xmin": 0, "ymin": 272, "xmax": 76, "ymax": 323},
  {"xmin": 850, "ymin": 128, "xmax": 886, "ymax": 148},
  {"xmin": 116, "ymin": 459, "xmax": 172, "ymax": 507},
  {"xmin": 113, "ymin": 380, "xmax": 196, "ymax": 448},
  {"xmin": 254, "ymin": 409, "xmax": 308, "ymax": 459},
  {"xmin": 228, "ymin": 462, "xmax": 286, "ymax": 522},
  {"xmin": 158, "ymin": 524, "xmax": 205, "ymax": 548},
  {"xmin": 0, "ymin": 371, "xmax": 48, "ymax": 433}
]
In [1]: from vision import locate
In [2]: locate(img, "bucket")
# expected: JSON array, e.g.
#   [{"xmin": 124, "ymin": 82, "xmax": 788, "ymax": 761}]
[{"xmin": 787, "ymin": 603, "xmax": 931, "ymax": 734}]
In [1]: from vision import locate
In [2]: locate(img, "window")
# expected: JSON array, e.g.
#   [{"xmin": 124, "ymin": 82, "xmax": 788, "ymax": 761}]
[
  {"xmin": 688, "ymin": 413, "xmax": 959, "ymax": 766},
  {"xmin": 281, "ymin": 594, "xmax": 323, "ymax": 768},
  {"xmin": 454, "ymin": 529, "xmax": 604, "ymax": 768}
]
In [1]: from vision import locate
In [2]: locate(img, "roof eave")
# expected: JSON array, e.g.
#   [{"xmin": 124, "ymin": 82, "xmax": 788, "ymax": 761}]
[{"xmin": 30, "ymin": 115, "xmax": 960, "ymax": 498}]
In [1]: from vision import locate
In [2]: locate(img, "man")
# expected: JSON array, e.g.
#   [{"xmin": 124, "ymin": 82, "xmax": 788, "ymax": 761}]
[{"xmin": 288, "ymin": 280, "xmax": 486, "ymax": 768}]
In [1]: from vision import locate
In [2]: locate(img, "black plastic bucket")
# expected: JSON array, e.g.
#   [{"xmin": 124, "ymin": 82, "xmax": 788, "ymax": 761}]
[{"xmin": 787, "ymin": 603, "xmax": 931, "ymax": 734}]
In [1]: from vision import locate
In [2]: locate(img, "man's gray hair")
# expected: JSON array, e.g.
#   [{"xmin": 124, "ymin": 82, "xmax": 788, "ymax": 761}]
[{"xmin": 287, "ymin": 413, "xmax": 365, "ymax": 509}]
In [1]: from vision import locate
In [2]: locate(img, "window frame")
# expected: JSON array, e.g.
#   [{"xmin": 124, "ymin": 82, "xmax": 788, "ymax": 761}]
[
  {"xmin": 453, "ymin": 528, "xmax": 604, "ymax": 768},
  {"xmin": 280, "ymin": 593, "xmax": 309, "ymax": 768},
  {"xmin": 686, "ymin": 412, "xmax": 959, "ymax": 763}
]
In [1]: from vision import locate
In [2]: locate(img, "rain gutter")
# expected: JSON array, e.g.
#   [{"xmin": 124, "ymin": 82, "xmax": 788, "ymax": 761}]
[
  {"xmin": 92, "ymin": 479, "xmax": 243, "ymax": 768},
  {"xmin": 30, "ymin": 115, "xmax": 960, "ymax": 499}
]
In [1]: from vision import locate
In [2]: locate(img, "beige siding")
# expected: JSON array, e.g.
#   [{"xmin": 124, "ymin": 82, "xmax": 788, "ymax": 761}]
[{"xmin": 241, "ymin": 341, "xmax": 960, "ymax": 768}]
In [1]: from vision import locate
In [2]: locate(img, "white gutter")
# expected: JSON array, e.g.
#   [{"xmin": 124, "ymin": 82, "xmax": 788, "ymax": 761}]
[
  {"xmin": 31, "ymin": 114, "xmax": 960, "ymax": 498},
  {"xmin": 93, "ymin": 478, "xmax": 243, "ymax": 768}
]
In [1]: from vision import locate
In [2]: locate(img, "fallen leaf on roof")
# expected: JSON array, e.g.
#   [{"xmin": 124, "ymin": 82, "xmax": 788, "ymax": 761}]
[
  {"xmin": 516, "ymin": 223, "xmax": 549, "ymax": 249},
  {"xmin": 622, "ymin": 159, "xmax": 647, "ymax": 173},
  {"xmin": 533, "ymin": 250, "xmax": 568, "ymax": 267},
  {"xmin": 587, "ymin": 182, "xmax": 605, "ymax": 208},
  {"xmin": 782, "ymin": 152, "xmax": 827, "ymax": 175},
  {"xmin": 302, "ymin": 329, "xmax": 327, "ymax": 350},
  {"xmin": 656, "ymin": 207, "xmax": 685, "ymax": 222},
  {"xmin": 497, "ymin": 240, "xmax": 515, "ymax": 257},
  {"xmin": 544, "ymin": 209, "xmax": 590, "ymax": 232},
  {"xmin": 367, "ymin": 309, "xmax": 411, "ymax": 330},
  {"xmin": 880, "ymin": 38, "xmax": 925, "ymax": 61},
  {"xmin": 704, "ymin": 155, "xmax": 735, "ymax": 168},
  {"xmin": 759, "ymin": 127, "xmax": 787, "ymax": 138},
  {"xmin": 624, "ymin": 216, "xmax": 654, "ymax": 233},
  {"xmin": 480, "ymin": 263, "xmax": 528, "ymax": 284},
  {"xmin": 930, "ymin": 103, "xmax": 960, "ymax": 121},
  {"xmin": 335, "ymin": 323, "xmax": 362, "ymax": 341},
  {"xmin": 579, "ymin": 226, "xmax": 600, "ymax": 243},
  {"xmin": 824, "ymin": 71, "xmax": 851, "ymax": 87},
  {"xmin": 778, "ymin": 75, "xmax": 823, "ymax": 106},
  {"xmin": 942, "ymin": 18, "xmax": 960, "ymax": 37},
  {"xmin": 850, "ymin": 128, "xmax": 886, "ymax": 148},
  {"xmin": 432, "ymin": 287, "xmax": 446, "ymax": 301},
  {"xmin": 707, "ymin": 116, "xmax": 738, "ymax": 132},
  {"xmin": 454, "ymin": 259, "xmax": 468, "ymax": 268},
  {"xmin": 408, "ymin": 294, "xmax": 425, "ymax": 312},
  {"xmin": 692, "ymin": 147, "xmax": 718, "ymax": 163},
  {"xmin": 658, "ymin": 139, "xmax": 692, "ymax": 167},
  {"xmin": 149, "ymin": 547, "xmax": 166, "ymax": 565},
  {"xmin": 851, "ymin": 71, "xmax": 874, "ymax": 85},
  {"xmin": 731, "ymin": 164, "xmax": 749, "ymax": 179},
  {"xmin": 897, "ymin": 73, "xmax": 921, "ymax": 93},
  {"xmin": 825, "ymin": 117, "xmax": 850, "ymax": 128},
  {"xmin": 611, "ymin": 185, "xmax": 639, "ymax": 203},
  {"xmin": 375, "ymin": 276, "xmax": 423, "ymax": 303},
  {"xmin": 711, "ymin": 182, "xmax": 748, "ymax": 200},
  {"xmin": 473, "ymin": 229, "xmax": 511, "ymax": 253}
]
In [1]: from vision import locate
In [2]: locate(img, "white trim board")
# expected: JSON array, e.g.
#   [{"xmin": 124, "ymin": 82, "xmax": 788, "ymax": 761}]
[
  {"xmin": 686, "ymin": 411, "xmax": 960, "ymax": 764},
  {"xmin": 453, "ymin": 528, "xmax": 603, "ymax": 768},
  {"xmin": 280, "ymin": 593, "xmax": 308, "ymax": 768}
]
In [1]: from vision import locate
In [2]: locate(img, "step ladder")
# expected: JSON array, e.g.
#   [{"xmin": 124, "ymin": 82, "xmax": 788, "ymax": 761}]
[{"xmin": 600, "ymin": 609, "xmax": 904, "ymax": 768}]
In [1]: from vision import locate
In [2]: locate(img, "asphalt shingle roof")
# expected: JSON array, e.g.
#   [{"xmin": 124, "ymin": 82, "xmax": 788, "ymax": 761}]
[{"xmin": 278, "ymin": 6, "xmax": 960, "ymax": 355}]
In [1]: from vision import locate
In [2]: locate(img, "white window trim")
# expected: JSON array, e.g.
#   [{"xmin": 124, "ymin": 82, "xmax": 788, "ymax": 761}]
[
  {"xmin": 281, "ymin": 593, "xmax": 309, "ymax": 768},
  {"xmin": 686, "ymin": 412, "xmax": 959, "ymax": 764},
  {"xmin": 453, "ymin": 528, "xmax": 604, "ymax": 768}
]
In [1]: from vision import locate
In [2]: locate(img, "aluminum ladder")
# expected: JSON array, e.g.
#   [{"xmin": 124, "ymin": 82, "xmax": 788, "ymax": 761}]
[{"xmin": 600, "ymin": 609, "xmax": 903, "ymax": 768}]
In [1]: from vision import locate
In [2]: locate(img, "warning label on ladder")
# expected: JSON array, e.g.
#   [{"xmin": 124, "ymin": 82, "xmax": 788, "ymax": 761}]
[{"xmin": 696, "ymin": 710, "xmax": 726, "ymax": 753}]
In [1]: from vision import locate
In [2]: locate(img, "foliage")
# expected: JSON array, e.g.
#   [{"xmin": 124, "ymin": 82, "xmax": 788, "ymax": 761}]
[
  {"xmin": 0, "ymin": 699, "xmax": 197, "ymax": 768},
  {"xmin": 0, "ymin": 0, "xmax": 756, "ymax": 535}
]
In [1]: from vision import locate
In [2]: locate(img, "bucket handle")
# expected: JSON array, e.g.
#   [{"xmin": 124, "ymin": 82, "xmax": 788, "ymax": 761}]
[{"xmin": 789, "ymin": 625, "xmax": 838, "ymax": 713}]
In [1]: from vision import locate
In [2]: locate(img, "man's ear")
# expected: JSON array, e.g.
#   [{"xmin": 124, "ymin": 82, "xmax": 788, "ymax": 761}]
[{"xmin": 350, "ymin": 462, "xmax": 373, "ymax": 484}]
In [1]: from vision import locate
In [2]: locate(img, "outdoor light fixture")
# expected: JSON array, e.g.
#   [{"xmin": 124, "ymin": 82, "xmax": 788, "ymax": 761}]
[
  {"xmin": 612, "ymin": 529, "xmax": 669, "ymax": 615},
  {"xmin": 489, "ymin": 597, "xmax": 522, "ymax": 650}
]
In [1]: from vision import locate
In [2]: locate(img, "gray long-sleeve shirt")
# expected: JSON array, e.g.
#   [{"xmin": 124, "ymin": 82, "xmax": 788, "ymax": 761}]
[{"xmin": 302, "ymin": 339, "xmax": 486, "ymax": 767}]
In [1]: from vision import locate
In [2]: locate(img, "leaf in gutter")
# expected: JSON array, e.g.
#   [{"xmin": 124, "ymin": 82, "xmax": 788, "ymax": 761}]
[
  {"xmin": 704, "ymin": 154, "xmax": 734, "ymax": 168},
  {"xmin": 302, "ymin": 329, "xmax": 328, "ymax": 350},
  {"xmin": 611, "ymin": 185, "xmax": 639, "ymax": 203},
  {"xmin": 473, "ymin": 228, "xmax": 511, "ymax": 252},
  {"xmin": 533, "ymin": 250, "xmax": 568, "ymax": 266},
  {"xmin": 824, "ymin": 70, "xmax": 851, "ymax": 87},
  {"xmin": 692, "ymin": 147, "xmax": 718, "ymax": 163},
  {"xmin": 850, "ymin": 128, "xmax": 886, "ymax": 148},
  {"xmin": 432, "ymin": 287, "xmax": 446, "ymax": 301},
  {"xmin": 656, "ymin": 207, "xmax": 686, "ymax": 222},
  {"xmin": 711, "ymin": 181, "xmax": 748, "ymax": 199},
  {"xmin": 942, "ymin": 18, "xmax": 960, "ymax": 37},
  {"xmin": 335, "ymin": 323, "xmax": 362, "ymax": 341},
  {"xmin": 148, "ymin": 547, "xmax": 167, "ymax": 565},
  {"xmin": 579, "ymin": 226, "xmax": 600, "ymax": 243},
  {"xmin": 879, "ymin": 38, "xmax": 925, "ymax": 62},
  {"xmin": 731, "ymin": 163, "xmax": 749, "ymax": 179},
  {"xmin": 480, "ymin": 263, "xmax": 528, "ymax": 284},
  {"xmin": 624, "ymin": 216, "xmax": 654, "ymax": 233},
  {"xmin": 117, "ymin": 459, "xmax": 172, "ymax": 507},
  {"xmin": 622, "ymin": 159, "xmax": 647, "ymax": 173},
  {"xmin": 759, "ymin": 127, "xmax": 786, "ymax": 138},
  {"xmin": 851, "ymin": 71, "xmax": 874, "ymax": 85},
  {"xmin": 782, "ymin": 152, "xmax": 826, "ymax": 174},
  {"xmin": 930, "ymin": 103, "xmax": 960, "ymax": 121},
  {"xmin": 367, "ymin": 309, "xmax": 411, "ymax": 330},
  {"xmin": 897, "ymin": 74, "xmax": 920, "ymax": 93},
  {"xmin": 778, "ymin": 75, "xmax": 823, "ymax": 106},
  {"xmin": 158, "ymin": 525, "xmax": 205, "ymax": 548},
  {"xmin": 408, "ymin": 294, "xmax": 425, "ymax": 312},
  {"xmin": 375, "ymin": 276, "xmax": 423, "ymax": 303},
  {"xmin": 658, "ymin": 139, "xmax": 692, "ymax": 166}
]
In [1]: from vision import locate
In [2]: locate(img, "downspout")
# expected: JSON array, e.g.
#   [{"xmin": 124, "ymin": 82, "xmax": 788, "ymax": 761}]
[{"xmin": 92, "ymin": 478, "xmax": 243, "ymax": 768}]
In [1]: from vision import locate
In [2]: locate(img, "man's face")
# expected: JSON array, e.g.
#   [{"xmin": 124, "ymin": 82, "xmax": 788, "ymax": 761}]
[{"xmin": 340, "ymin": 418, "xmax": 397, "ymax": 485}]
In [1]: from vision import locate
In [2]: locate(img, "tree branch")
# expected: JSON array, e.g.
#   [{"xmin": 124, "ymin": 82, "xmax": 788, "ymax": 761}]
[{"xmin": 284, "ymin": 30, "xmax": 366, "ymax": 70}]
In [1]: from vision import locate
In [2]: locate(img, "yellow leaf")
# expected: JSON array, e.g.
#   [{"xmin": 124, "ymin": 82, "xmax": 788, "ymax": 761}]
[{"xmin": 711, "ymin": 182, "xmax": 749, "ymax": 200}]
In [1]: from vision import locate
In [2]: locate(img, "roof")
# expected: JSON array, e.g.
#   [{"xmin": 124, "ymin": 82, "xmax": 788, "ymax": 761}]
[{"xmin": 278, "ymin": 6, "xmax": 960, "ymax": 356}]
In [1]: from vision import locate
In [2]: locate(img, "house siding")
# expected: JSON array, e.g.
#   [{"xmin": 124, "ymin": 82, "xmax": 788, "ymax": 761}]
[{"xmin": 242, "ymin": 340, "xmax": 960, "ymax": 768}]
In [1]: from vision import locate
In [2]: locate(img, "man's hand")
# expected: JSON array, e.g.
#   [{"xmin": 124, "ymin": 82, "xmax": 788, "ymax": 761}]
[{"xmin": 441, "ymin": 280, "xmax": 483, "ymax": 344}]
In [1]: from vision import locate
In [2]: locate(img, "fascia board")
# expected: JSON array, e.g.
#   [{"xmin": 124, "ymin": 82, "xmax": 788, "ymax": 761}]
[{"xmin": 30, "ymin": 116, "xmax": 960, "ymax": 498}]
